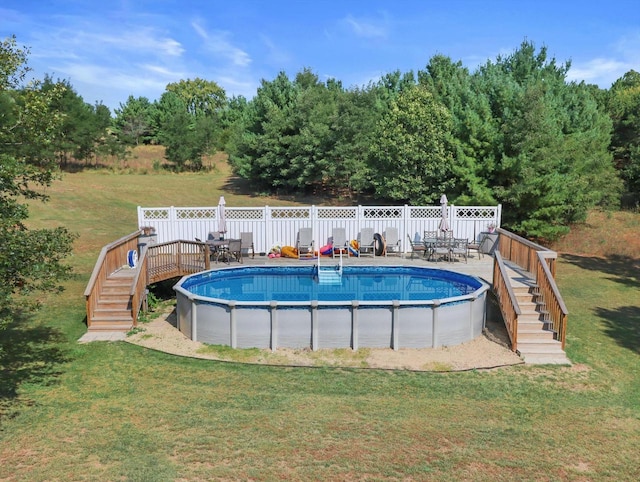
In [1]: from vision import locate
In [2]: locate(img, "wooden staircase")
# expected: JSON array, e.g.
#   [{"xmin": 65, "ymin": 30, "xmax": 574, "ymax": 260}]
[
  {"xmin": 88, "ymin": 268, "xmax": 136, "ymax": 332},
  {"xmin": 509, "ymin": 274, "xmax": 570, "ymax": 365}
]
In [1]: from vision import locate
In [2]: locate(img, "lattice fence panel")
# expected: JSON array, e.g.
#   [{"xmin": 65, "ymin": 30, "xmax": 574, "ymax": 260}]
[
  {"xmin": 270, "ymin": 208, "xmax": 311, "ymax": 219},
  {"xmin": 176, "ymin": 208, "xmax": 217, "ymax": 219},
  {"xmin": 141, "ymin": 208, "xmax": 170, "ymax": 220}
]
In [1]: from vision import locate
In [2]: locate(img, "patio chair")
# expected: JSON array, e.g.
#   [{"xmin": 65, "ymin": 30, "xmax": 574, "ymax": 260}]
[
  {"xmin": 433, "ymin": 236, "xmax": 452, "ymax": 262},
  {"xmin": 195, "ymin": 237, "xmax": 214, "ymax": 261},
  {"xmin": 406, "ymin": 234, "xmax": 427, "ymax": 259},
  {"xmin": 331, "ymin": 227, "xmax": 349, "ymax": 258},
  {"xmin": 358, "ymin": 228, "xmax": 376, "ymax": 257},
  {"xmin": 383, "ymin": 227, "xmax": 401, "ymax": 257},
  {"xmin": 296, "ymin": 227, "xmax": 315, "ymax": 259},
  {"xmin": 423, "ymin": 231, "xmax": 439, "ymax": 260},
  {"xmin": 240, "ymin": 232, "xmax": 255, "ymax": 258},
  {"xmin": 450, "ymin": 238, "xmax": 468, "ymax": 263},
  {"xmin": 467, "ymin": 232, "xmax": 486, "ymax": 259},
  {"xmin": 227, "ymin": 238, "xmax": 242, "ymax": 264}
]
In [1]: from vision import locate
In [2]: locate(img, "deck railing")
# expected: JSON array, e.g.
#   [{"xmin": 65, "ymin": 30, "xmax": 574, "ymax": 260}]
[
  {"xmin": 129, "ymin": 246, "xmax": 148, "ymax": 325},
  {"xmin": 535, "ymin": 251, "xmax": 569, "ymax": 349},
  {"xmin": 495, "ymin": 228, "xmax": 568, "ymax": 348},
  {"xmin": 147, "ymin": 240, "xmax": 211, "ymax": 284},
  {"xmin": 497, "ymin": 228, "xmax": 556, "ymax": 276},
  {"xmin": 492, "ymin": 251, "xmax": 521, "ymax": 349},
  {"xmin": 84, "ymin": 230, "xmax": 142, "ymax": 327}
]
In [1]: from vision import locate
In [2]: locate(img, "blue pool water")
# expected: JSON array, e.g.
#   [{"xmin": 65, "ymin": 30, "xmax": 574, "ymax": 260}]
[{"xmin": 180, "ymin": 266, "xmax": 482, "ymax": 303}]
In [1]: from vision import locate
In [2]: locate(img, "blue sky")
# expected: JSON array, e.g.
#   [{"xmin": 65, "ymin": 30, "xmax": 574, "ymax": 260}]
[{"xmin": 2, "ymin": 1, "xmax": 639, "ymax": 112}]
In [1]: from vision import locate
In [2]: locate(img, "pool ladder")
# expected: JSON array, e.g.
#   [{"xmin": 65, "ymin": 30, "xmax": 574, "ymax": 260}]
[{"xmin": 316, "ymin": 250, "xmax": 343, "ymax": 285}]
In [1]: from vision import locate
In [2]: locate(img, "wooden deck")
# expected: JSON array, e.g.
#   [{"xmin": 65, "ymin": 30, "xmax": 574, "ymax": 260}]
[{"xmin": 84, "ymin": 233, "xmax": 570, "ymax": 365}]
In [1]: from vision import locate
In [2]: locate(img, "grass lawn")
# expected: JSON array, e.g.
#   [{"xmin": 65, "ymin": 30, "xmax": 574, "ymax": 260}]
[{"xmin": 1, "ymin": 156, "xmax": 639, "ymax": 480}]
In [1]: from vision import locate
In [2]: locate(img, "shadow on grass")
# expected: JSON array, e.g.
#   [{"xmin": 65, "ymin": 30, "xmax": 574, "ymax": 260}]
[
  {"xmin": 0, "ymin": 311, "xmax": 69, "ymax": 423},
  {"xmin": 562, "ymin": 253, "xmax": 640, "ymax": 354},
  {"xmin": 595, "ymin": 305, "xmax": 640, "ymax": 355},
  {"xmin": 561, "ymin": 253, "xmax": 640, "ymax": 288}
]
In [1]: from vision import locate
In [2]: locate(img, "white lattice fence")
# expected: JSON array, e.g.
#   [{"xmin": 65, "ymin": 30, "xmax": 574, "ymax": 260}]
[{"xmin": 138, "ymin": 204, "xmax": 501, "ymax": 255}]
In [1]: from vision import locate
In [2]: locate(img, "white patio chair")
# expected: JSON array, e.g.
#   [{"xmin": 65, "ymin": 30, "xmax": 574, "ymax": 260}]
[
  {"xmin": 331, "ymin": 227, "xmax": 349, "ymax": 258},
  {"xmin": 296, "ymin": 227, "xmax": 315, "ymax": 259},
  {"xmin": 383, "ymin": 227, "xmax": 401, "ymax": 257},
  {"xmin": 358, "ymin": 228, "xmax": 376, "ymax": 257}
]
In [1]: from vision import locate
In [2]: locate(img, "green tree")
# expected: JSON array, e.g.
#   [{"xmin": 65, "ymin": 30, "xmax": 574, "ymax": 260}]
[
  {"xmin": 113, "ymin": 95, "xmax": 156, "ymax": 145},
  {"xmin": 369, "ymin": 85, "xmax": 456, "ymax": 204},
  {"xmin": 475, "ymin": 41, "xmax": 621, "ymax": 240},
  {"xmin": 608, "ymin": 70, "xmax": 640, "ymax": 203},
  {"xmin": 419, "ymin": 55, "xmax": 498, "ymax": 204},
  {"xmin": 39, "ymin": 76, "xmax": 113, "ymax": 167},
  {"xmin": 165, "ymin": 78, "xmax": 226, "ymax": 117},
  {"xmin": 155, "ymin": 91, "xmax": 212, "ymax": 170},
  {"xmin": 0, "ymin": 36, "xmax": 76, "ymax": 333}
]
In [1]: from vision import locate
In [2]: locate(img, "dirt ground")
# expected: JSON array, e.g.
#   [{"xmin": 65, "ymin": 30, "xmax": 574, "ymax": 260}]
[{"xmin": 126, "ymin": 304, "xmax": 524, "ymax": 372}]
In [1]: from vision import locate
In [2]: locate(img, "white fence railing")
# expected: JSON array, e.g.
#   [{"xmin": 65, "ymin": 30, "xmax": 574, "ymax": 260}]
[{"xmin": 138, "ymin": 204, "xmax": 502, "ymax": 256}]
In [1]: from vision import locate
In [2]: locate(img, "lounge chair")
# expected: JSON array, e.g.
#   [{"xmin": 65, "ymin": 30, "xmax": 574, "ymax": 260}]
[
  {"xmin": 358, "ymin": 228, "xmax": 376, "ymax": 257},
  {"xmin": 331, "ymin": 227, "xmax": 349, "ymax": 258},
  {"xmin": 383, "ymin": 227, "xmax": 401, "ymax": 257},
  {"xmin": 406, "ymin": 234, "xmax": 427, "ymax": 259},
  {"xmin": 296, "ymin": 227, "xmax": 315, "ymax": 259},
  {"xmin": 240, "ymin": 232, "xmax": 255, "ymax": 258}
]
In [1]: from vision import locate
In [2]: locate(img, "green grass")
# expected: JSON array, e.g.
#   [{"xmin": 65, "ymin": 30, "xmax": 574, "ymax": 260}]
[{"xmin": 1, "ymin": 168, "xmax": 639, "ymax": 480}]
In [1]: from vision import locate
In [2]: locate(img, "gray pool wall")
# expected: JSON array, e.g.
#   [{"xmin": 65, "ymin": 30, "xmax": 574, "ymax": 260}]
[{"xmin": 174, "ymin": 267, "xmax": 489, "ymax": 351}]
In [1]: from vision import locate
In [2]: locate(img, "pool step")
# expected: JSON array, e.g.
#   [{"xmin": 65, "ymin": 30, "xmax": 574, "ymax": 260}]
[{"xmin": 317, "ymin": 267, "xmax": 342, "ymax": 285}]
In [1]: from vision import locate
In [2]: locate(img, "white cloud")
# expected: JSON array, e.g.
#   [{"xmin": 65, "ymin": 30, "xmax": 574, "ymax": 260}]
[
  {"xmin": 342, "ymin": 14, "xmax": 388, "ymax": 39},
  {"xmin": 566, "ymin": 58, "xmax": 631, "ymax": 86},
  {"xmin": 191, "ymin": 21, "xmax": 251, "ymax": 67},
  {"xmin": 260, "ymin": 34, "xmax": 291, "ymax": 66}
]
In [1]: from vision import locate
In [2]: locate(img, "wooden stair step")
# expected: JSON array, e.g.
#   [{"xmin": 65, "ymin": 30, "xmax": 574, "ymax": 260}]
[
  {"xmin": 88, "ymin": 321, "xmax": 134, "ymax": 332},
  {"xmin": 95, "ymin": 301, "xmax": 130, "ymax": 309},
  {"xmin": 94, "ymin": 308, "xmax": 132, "ymax": 317},
  {"xmin": 97, "ymin": 294, "xmax": 130, "ymax": 303},
  {"xmin": 517, "ymin": 339, "xmax": 565, "ymax": 354},
  {"xmin": 517, "ymin": 330, "xmax": 556, "ymax": 341},
  {"xmin": 91, "ymin": 314, "xmax": 133, "ymax": 323},
  {"xmin": 101, "ymin": 286, "xmax": 130, "ymax": 295}
]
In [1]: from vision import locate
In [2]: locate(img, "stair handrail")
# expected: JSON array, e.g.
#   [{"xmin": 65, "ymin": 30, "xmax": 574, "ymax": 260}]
[
  {"xmin": 84, "ymin": 230, "xmax": 141, "ymax": 327},
  {"xmin": 493, "ymin": 250, "xmax": 522, "ymax": 351},
  {"xmin": 535, "ymin": 251, "xmax": 569, "ymax": 349},
  {"xmin": 128, "ymin": 244, "xmax": 149, "ymax": 326},
  {"xmin": 84, "ymin": 230, "xmax": 142, "ymax": 297}
]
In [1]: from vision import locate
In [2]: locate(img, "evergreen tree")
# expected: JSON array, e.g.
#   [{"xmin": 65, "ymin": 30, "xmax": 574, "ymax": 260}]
[{"xmin": 0, "ymin": 36, "xmax": 76, "ymax": 333}]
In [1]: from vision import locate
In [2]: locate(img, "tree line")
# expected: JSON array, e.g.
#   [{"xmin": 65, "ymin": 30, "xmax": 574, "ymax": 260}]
[{"xmin": 5, "ymin": 36, "xmax": 640, "ymax": 243}]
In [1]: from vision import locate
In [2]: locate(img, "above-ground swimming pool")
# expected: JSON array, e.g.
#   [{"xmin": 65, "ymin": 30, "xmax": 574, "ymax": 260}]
[{"xmin": 174, "ymin": 266, "xmax": 489, "ymax": 351}]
